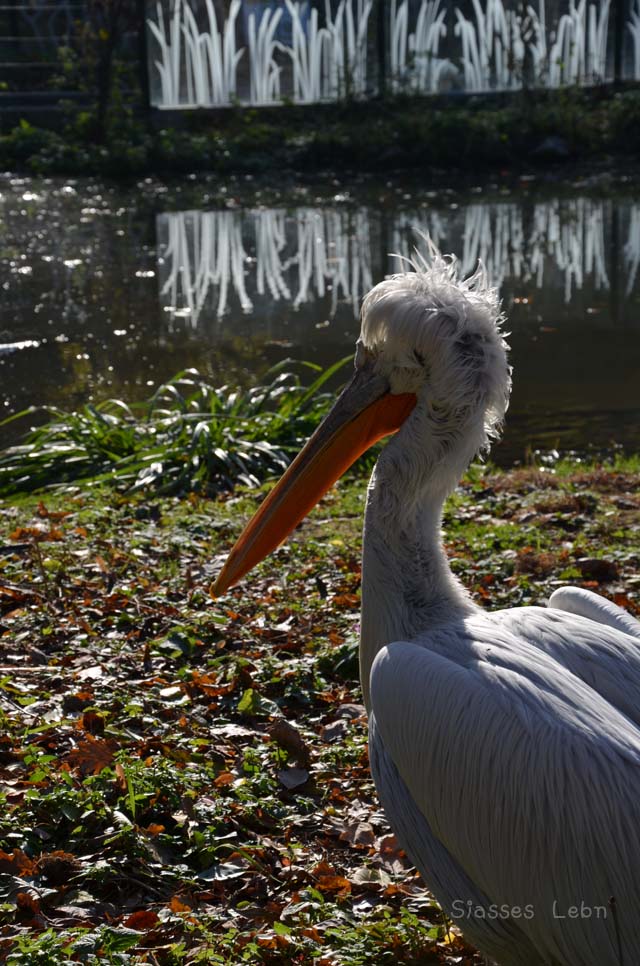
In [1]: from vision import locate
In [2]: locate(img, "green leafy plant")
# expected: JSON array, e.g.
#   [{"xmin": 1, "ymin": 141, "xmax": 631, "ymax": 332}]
[{"xmin": 0, "ymin": 360, "xmax": 349, "ymax": 497}]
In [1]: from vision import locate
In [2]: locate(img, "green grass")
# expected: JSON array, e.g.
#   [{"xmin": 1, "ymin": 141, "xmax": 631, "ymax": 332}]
[
  {"xmin": 0, "ymin": 360, "xmax": 349, "ymax": 498},
  {"xmin": 0, "ymin": 454, "xmax": 638, "ymax": 963}
]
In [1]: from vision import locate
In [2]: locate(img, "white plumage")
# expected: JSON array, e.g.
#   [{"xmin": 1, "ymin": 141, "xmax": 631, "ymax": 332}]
[
  {"xmin": 215, "ymin": 246, "xmax": 640, "ymax": 965},
  {"xmin": 358, "ymin": 250, "xmax": 640, "ymax": 964}
]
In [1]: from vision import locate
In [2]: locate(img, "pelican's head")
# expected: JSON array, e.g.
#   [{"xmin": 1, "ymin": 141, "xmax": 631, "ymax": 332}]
[
  {"xmin": 356, "ymin": 248, "xmax": 511, "ymax": 487},
  {"xmin": 214, "ymin": 247, "xmax": 510, "ymax": 594}
]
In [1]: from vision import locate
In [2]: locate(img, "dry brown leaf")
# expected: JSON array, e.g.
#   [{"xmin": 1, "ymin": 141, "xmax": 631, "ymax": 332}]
[
  {"xmin": 67, "ymin": 735, "xmax": 115, "ymax": 775},
  {"xmin": 0, "ymin": 849, "xmax": 34, "ymax": 876},
  {"xmin": 124, "ymin": 909, "xmax": 160, "ymax": 930}
]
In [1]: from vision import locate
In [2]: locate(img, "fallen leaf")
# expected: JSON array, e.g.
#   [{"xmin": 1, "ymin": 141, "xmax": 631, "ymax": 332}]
[
  {"xmin": 277, "ymin": 768, "xmax": 309, "ymax": 790},
  {"xmin": 67, "ymin": 736, "xmax": 115, "ymax": 775}
]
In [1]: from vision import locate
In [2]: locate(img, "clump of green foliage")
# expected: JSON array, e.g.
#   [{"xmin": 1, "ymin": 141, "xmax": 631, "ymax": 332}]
[
  {"xmin": 0, "ymin": 361, "xmax": 347, "ymax": 497},
  {"xmin": 2, "ymin": 87, "xmax": 640, "ymax": 177}
]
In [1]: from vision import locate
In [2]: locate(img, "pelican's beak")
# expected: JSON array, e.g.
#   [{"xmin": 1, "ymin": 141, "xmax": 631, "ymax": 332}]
[{"xmin": 212, "ymin": 361, "xmax": 417, "ymax": 595}]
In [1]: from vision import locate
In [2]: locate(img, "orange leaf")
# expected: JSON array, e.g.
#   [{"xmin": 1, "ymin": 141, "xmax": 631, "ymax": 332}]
[
  {"xmin": 169, "ymin": 895, "xmax": 193, "ymax": 912},
  {"xmin": 9, "ymin": 526, "xmax": 64, "ymax": 542},
  {"xmin": 315, "ymin": 874, "xmax": 352, "ymax": 895},
  {"xmin": 214, "ymin": 771, "xmax": 234, "ymax": 787},
  {"xmin": 81, "ymin": 711, "xmax": 105, "ymax": 735},
  {"xmin": 0, "ymin": 849, "xmax": 34, "ymax": 876},
  {"xmin": 114, "ymin": 762, "xmax": 127, "ymax": 792},
  {"xmin": 67, "ymin": 736, "xmax": 115, "ymax": 775},
  {"xmin": 37, "ymin": 502, "xmax": 71, "ymax": 521},
  {"xmin": 124, "ymin": 909, "xmax": 160, "ymax": 931}
]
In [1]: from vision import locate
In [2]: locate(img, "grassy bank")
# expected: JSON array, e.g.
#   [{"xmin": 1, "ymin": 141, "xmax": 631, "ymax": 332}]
[
  {"xmin": 0, "ymin": 453, "xmax": 638, "ymax": 964},
  {"xmin": 2, "ymin": 87, "xmax": 640, "ymax": 179}
]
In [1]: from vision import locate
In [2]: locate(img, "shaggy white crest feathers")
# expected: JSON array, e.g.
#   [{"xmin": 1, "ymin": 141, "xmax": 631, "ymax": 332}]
[{"xmin": 359, "ymin": 244, "xmax": 512, "ymax": 452}]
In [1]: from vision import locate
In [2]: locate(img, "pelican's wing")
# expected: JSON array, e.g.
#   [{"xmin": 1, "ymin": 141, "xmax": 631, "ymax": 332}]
[
  {"xmin": 548, "ymin": 585, "xmax": 640, "ymax": 639},
  {"xmin": 493, "ymin": 603, "xmax": 640, "ymax": 727},
  {"xmin": 368, "ymin": 616, "xmax": 640, "ymax": 966}
]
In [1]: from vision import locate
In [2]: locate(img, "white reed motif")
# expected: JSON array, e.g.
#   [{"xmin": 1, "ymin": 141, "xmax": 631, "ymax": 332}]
[
  {"xmin": 548, "ymin": 0, "xmax": 611, "ymax": 85},
  {"xmin": 453, "ymin": 0, "xmax": 547, "ymax": 91},
  {"xmin": 148, "ymin": 0, "xmax": 183, "ymax": 106},
  {"xmin": 148, "ymin": 0, "xmax": 244, "ymax": 107},
  {"xmin": 629, "ymin": 0, "xmax": 640, "ymax": 80},
  {"xmin": 344, "ymin": 0, "xmax": 374, "ymax": 97},
  {"xmin": 248, "ymin": 5, "xmax": 283, "ymax": 103},
  {"xmin": 389, "ymin": 0, "xmax": 453, "ymax": 93},
  {"xmin": 286, "ymin": 0, "xmax": 373, "ymax": 102}
]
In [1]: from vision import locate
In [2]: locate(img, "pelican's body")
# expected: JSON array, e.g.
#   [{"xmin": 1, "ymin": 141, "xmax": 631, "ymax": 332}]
[{"xmin": 215, "ymin": 248, "xmax": 640, "ymax": 965}]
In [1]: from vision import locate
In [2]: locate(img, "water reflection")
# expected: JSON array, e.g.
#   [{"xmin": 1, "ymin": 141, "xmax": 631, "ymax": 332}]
[
  {"xmin": 158, "ymin": 207, "xmax": 373, "ymax": 323},
  {"xmin": 157, "ymin": 196, "xmax": 638, "ymax": 331},
  {"xmin": 1, "ymin": 176, "xmax": 640, "ymax": 461}
]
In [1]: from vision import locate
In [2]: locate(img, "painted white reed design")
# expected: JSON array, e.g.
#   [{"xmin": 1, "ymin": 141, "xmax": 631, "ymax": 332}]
[
  {"xmin": 286, "ymin": 0, "xmax": 372, "ymax": 102},
  {"xmin": 148, "ymin": 0, "xmax": 372, "ymax": 107},
  {"xmin": 344, "ymin": 0, "xmax": 374, "ymax": 97},
  {"xmin": 148, "ymin": 0, "xmax": 182, "ymax": 106},
  {"xmin": 453, "ymin": 0, "xmax": 549, "ymax": 91},
  {"xmin": 248, "ymin": 5, "xmax": 283, "ymax": 103},
  {"xmin": 389, "ymin": 0, "xmax": 453, "ymax": 93},
  {"xmin": 547, "ymin": 0, "xmax": 611, "ymax": 86},
  {"xmin": 452, "ymin": 0, "xmax": 610, "ymax": 92},
  {"xmin": 629, "ymin": 0, "xmax": 640, "ymax": 80},
  {"xmin": 147, "ymin": 0, "xmax": 632, "ymax": 106},
  {"xmin": 148, "ymin": 0, "xmax": 244, "ymax": 107}
]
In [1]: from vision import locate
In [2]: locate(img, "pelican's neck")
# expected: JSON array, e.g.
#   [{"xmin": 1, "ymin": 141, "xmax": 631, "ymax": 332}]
[{"xmin": 359, "ymin": 456, "xmax": 475, "ymax": 711}]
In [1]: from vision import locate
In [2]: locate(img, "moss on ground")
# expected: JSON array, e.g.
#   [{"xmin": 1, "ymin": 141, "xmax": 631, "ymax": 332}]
[{"xmin": 0, "ymin": 456, "xmax": 638, "ymax": 964}]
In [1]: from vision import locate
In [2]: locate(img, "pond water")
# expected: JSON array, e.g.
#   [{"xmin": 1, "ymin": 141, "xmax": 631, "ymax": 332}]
[{"xmin": 1, "ymin": 171, "xmax": 639, "ymax": 465}]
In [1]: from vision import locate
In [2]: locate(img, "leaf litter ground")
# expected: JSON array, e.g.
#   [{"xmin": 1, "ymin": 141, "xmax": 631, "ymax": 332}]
[{"xmin": 0, "ymin": 457, "xmax": 639, "ymax": 965}]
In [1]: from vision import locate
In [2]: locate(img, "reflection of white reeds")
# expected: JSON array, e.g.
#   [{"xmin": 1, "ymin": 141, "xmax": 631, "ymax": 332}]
[
  {"xmin": 158, "ymin": 207, "xmax": 373, "ymax": 325},
  {"xmin": 390, "ymin": 0, "xmax": 452, "ymax": 93},
  {"xmin": 148, "ymin": 0, "xmax": 244, "ymax": 107},
  {"xmin": 390, "ymin": 199, "xmax": 613, "ymax": 304},
  {"xmin": 629, "ymin": 0, "xmax": 640, "ymax": 80},
  {"xmin": 529, "ymin": 199, "xmax": 609, "ymax": 301},
  {"xmin": 256, "ymin": 211, "xmax": 292, "ymax": 299},
  {"xmin": 625, "ymin": 204, "xmax": 640, "ymax": 296},
  {"xmin": 294, "ymin": 208, "xmax": 373, "ymax": 312},
  {"xmin": 159, "ymin": 211, "xmax": 252, "ymax": 323},
  {"xmin": 158, "ymin": 199, "xmax": 640, "ymax": 332}
]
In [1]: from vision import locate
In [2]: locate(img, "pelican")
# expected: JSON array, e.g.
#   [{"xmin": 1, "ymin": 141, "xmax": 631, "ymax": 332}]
[{"xmin": 214, "ymin": 247, "xmax": 640, "ymax": 966}]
